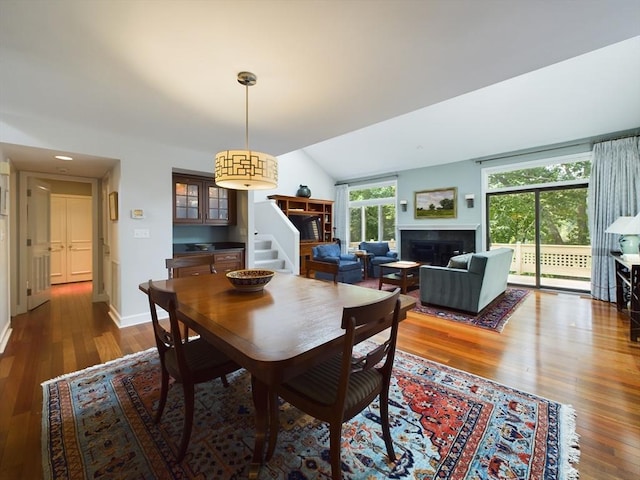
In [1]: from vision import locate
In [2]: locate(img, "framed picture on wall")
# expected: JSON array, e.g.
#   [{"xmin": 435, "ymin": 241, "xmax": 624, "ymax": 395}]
[
  {"xmin": 415, "ymin": 187, "xmax": 457, "ymax": 219},
  {"xmin": 109, "ymin": 191, "xmax": 118, "ymax": 221}
]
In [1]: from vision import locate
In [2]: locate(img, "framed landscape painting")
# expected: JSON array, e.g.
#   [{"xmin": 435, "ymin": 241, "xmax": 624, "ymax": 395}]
[{"xmin": 415, "ymin": 187, "xmax": 457, "ymax": 219}]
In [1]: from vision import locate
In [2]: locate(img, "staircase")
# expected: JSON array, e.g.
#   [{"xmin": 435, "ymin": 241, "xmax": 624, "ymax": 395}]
[{"xmin": 254, "ymin": 238, "xmax": 288, "ymax": 272}]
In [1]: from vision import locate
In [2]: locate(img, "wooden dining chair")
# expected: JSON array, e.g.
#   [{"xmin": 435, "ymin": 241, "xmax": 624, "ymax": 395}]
[
  {"xmin": 165, "ymin": 254, "xmax": 217, "ymax": 279},
  {"xmin": 165, "ymin": 254, "xmax": 218, "ymax": 338},
  {"xmin": 267, "ymin": 288, "xmax": 402, "ymax": 479},
  {"xmin": 147, "ymin": 279, "xmax": 241, "ymax": 462}
]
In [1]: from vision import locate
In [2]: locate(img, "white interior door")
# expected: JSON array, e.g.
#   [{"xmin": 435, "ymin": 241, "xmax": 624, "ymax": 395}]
[
  {"xmin": 50, "ymin": 195, "xmax": 93, "ymax": 284},
  {"xmin": 27, "ymin": 178, "xmax": 52, "ymax": 310},
  {"xmin": 66, "ymin": 196, "xmax": 93, "ymax": 282},
  {"xmin": 50, "ymin": 196, "xmax": 65, "ymax": 284}
]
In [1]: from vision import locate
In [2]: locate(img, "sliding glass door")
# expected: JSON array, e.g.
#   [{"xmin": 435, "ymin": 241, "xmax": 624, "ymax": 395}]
[{"xmin": 487, "ymin": 186, "xmax": 590, "ymax": 291}]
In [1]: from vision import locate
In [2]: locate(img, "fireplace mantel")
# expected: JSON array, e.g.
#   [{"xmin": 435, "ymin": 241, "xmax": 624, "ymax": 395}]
[{"xmin": 398, "ymin": 224, "xmax": 480, "ymax": 231}]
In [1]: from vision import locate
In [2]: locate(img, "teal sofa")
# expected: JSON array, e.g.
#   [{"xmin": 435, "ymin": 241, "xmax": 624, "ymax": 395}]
[{"xmin": 419, "ymin": 247, "xmax": 514, "ymax": 314}]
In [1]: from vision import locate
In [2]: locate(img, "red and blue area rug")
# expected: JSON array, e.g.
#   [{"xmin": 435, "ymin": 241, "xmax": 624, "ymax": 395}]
[
  {"xmin": 42, "ymin": 347, "xmax": 578, "ymax": 479},
  {"xmin": 356, "ymin": 279, "xmax": 530, "ymax": 332}
]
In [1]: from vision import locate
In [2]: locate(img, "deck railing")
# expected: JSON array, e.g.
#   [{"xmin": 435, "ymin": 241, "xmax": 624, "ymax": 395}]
[{"xmin": 493, "ymin": 242, "xmax": 592, "ymax": 279}]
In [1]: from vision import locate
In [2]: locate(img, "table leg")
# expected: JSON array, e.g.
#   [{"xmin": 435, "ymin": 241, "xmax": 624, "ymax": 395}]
[{"xmin": 249, "ymin": 375, "xmax": 269, "ymax": 479}]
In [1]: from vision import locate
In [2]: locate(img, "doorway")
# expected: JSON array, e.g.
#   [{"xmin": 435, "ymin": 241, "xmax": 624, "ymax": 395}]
[{"xmin": 17, "ymin": 171, "xmax": 102, "ymax": 314}]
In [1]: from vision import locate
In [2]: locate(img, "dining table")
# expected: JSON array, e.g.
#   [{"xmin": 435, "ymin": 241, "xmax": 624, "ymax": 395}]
[{"xmin": 139, "ymin": 272, "xmax": 416, "ymax": 478}]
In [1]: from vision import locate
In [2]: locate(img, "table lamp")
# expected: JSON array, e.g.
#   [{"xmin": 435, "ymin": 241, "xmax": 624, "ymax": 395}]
[{"xmin": 605, "ymin": 213, "xmax": 640, "ymax": 255}]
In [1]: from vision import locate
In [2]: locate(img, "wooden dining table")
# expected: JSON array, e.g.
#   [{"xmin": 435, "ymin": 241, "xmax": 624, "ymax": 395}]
[{"xmin": 139, "ymin": 272, "xmax": 416, "ymax": 478}]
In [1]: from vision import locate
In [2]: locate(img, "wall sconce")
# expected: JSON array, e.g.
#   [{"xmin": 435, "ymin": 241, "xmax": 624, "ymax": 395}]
[
  {"xmin": 465, "ymin": 194, "xmax": 475, "ymax": 208},
  {"xmin": 399, "ymin": 200, "xmax": 408, "ymax": 212}
]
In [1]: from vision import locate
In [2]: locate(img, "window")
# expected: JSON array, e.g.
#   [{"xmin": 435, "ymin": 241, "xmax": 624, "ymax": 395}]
[
  {"xmin": 483, "ymin": 153, "xmax": 592, "ymax": 292},
  {"xmin": 348, "ymin": 182, "xmax": 396, "ymax": 250}
]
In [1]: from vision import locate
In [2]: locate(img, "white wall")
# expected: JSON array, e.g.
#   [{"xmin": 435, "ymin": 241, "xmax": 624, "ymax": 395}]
[
  {"xmin": 253, "ymin": 149, "xmax": 336, "ymax": 202},
  {"xmin": 0, "ymin": 155, "xmax": 10, "ymax": 353},
  {"xmin": 0, "ymin": 112, "xmax": 336, "ymax": 330}
]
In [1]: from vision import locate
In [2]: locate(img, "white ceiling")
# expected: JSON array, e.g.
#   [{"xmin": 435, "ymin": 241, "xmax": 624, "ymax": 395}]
[{"xmin": 1, "ymin": 1, "xmax": 639, "ymax": 180}]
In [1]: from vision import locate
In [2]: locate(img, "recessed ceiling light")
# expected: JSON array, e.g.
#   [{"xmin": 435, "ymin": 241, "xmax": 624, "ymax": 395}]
[{"xmin": 55, "ymin": 155, "xmax": 73, "ymax": 161}]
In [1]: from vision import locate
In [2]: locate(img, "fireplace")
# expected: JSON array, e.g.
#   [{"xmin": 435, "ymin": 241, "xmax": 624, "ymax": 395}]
[
  {"xmin": 410, "ymin": 240, "xmax": 463, "ymax": 266},
  {"xmin": 400, "ymin": 229, "xmax": 476, "ymax": 266}
]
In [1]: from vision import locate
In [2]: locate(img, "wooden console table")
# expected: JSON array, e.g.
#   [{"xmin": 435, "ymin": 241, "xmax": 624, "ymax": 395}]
[{"xmin": 612, "ymin": 253, "xmax": 640, "ymax": 342}]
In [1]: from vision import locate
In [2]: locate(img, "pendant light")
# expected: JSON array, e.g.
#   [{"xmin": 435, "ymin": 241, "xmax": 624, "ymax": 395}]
[{"xmin": 214, "ymin": 71, "xmax": 278, "ymax": 190}]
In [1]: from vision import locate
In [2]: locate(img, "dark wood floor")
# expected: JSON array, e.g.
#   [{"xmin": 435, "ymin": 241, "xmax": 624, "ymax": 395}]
[{"xmin": 0, "ymin": 282, "xmax": 638, "ymax": 479}]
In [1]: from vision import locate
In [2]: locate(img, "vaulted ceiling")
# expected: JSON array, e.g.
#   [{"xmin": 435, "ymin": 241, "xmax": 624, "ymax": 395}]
[{"xmin": 1, "ymin": 1, "xmax": 639, "ymax": 180}]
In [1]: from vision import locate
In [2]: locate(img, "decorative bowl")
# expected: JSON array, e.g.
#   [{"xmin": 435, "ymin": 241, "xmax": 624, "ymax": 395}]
[{"xmin": 226, "ymin": 269, "xmax": 275, "ymax": 292}]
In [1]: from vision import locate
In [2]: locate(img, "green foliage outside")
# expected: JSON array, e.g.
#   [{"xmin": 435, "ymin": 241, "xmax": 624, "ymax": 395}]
[
  {"xmin": 488, "ymin": 162, "xmax": 590, "ymax": 245},
  {"xmin": 350, "ymin": 186, "xmax": 396, "ymax": 243}
]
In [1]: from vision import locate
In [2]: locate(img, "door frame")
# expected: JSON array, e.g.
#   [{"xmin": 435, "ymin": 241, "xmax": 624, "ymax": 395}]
[{"xmin": 16, "ymin": 171, "xmax": 104, "ymax": 314}]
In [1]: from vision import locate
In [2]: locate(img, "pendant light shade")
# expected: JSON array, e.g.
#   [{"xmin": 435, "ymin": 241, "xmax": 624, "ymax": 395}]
[{"xmin": 214, "ymin": 72, "xmax": 278, "ymax": 190}]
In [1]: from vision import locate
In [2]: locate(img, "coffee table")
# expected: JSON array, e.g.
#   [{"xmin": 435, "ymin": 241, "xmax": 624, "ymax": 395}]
[{"xmin": 378, "ymin": 261, "xmax": 421, "ymax": 293}]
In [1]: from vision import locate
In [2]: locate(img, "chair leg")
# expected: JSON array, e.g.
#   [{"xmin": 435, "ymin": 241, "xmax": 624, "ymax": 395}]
[
  {"xmin": 221, "ymin": 374, "xmax": 229, "ymax": 388},
  {"xmin": 266, "ymin": 391, "xmax": 280, "ymax": 461},
  {"xmin": 155, "ymin": 367, "xmax": 170, "ymax": 423},
  {"xmin": 176, "ymin": 383, "xmax": 195, "ymax": 462},
  {"xmin": 379, "ymin": 390, "xmax": 396, "ymax": 462},
  {"xmin": 329, "ymin": 423, "xmax": 343, "ymax": 480}
]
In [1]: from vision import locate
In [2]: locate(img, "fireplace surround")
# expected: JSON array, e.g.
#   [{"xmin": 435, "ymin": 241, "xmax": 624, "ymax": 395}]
[{"xmin": 400, "ymin": 228, "xmax": 476, "ymax": 266}]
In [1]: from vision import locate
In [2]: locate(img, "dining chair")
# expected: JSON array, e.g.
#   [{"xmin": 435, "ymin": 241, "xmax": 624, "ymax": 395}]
[
  {"xmin": 165, "ymin": 254, "xmax": 218, "ymax": 338},
  {"xmin": 147, "ymin": 279, "xmax": 241, "ymax": 462},
  {"xmin": 165, "ymin": 254, "xmax": 217, "ymax": 278},
  {"xmin": 267, "ymin": 288, "xmax": 402, "ymax": 479}
]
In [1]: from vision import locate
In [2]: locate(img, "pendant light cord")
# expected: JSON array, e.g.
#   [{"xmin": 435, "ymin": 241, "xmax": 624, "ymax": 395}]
[{"xmin": 245, "ymin": 83, "xmax": 250, "ymax": 151}]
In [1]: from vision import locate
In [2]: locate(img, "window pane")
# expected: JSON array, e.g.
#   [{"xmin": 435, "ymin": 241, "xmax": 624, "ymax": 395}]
[
  {"xmin": 488, "ymin": 160, "xmax": 591, "ymax": 189},
  {"xmin": 365, "ymin": 205, "xmax": 378, "ymax": 241},
  {"xmin": 382, "ymin": 204, "xmax": 395, "ymax": 241},
  {"xmin": 350, "ymin": 185, "xmax": 396, "ymax": 201},
  {"xmin": 350, "ymin": 207, "xmax": 362, "ymax": 244}
]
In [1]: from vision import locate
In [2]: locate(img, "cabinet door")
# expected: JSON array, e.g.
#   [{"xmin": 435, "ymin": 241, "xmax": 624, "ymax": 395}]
[
  {"xmin": 173, "ymin": 176, "xmax": 202, "ymax": 223},
  {"xmin": 204, "ymin": 181, "xmax": 236, "ymax": 225}
]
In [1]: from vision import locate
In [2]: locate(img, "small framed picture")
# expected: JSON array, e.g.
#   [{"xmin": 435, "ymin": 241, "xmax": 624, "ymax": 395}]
[
  {"xmin": 415, "ymin": 187, "xmax": 457, "ymax": 219},
  {"xmin": 109, "ymin": 191, "xmax": 118, "ymax": 221}
]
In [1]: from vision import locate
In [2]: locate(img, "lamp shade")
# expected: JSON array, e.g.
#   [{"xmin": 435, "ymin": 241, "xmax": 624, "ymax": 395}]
[
  {"xmin": 605, "ymin": 216, "xmax": 637, "ymax": 234},
  {"xmin": 214, "ymin": 150, "xmax": 278, "ymax": 190},
  {"xmin": 606, "ymin": 213, "xmax": 640, "ymax": 255}
]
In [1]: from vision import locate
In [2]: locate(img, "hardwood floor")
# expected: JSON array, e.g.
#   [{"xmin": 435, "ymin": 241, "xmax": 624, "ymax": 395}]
[{"xmin": 0, "ymin": 281, "xmax": 638, "ymax": 479}]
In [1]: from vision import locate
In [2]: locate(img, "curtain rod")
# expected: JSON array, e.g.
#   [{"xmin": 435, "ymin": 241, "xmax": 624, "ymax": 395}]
[
  {"xmin": 335, "ymin": 173, "xmax": 398, "ymax": 186},
  {"xmin": 474, "ymin": 129, "xmax": 639, "ymax": 165}
]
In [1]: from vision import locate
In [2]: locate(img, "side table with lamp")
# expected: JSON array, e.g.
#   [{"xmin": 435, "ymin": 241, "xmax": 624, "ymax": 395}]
[{"xmin": 606, "ymin": 213, "xmax": 640, "ymax": 341}]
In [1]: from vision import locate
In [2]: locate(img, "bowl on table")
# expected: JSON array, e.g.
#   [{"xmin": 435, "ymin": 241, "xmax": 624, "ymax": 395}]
[{"xmin": 226, "ymin": 269, "xmax": 275, "ymax": 292}]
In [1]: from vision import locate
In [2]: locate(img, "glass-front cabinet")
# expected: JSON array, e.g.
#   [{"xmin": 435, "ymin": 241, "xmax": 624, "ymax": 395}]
[{"xmin": 173, "ymin": 174, "xmax": 236, "ymax": 225}]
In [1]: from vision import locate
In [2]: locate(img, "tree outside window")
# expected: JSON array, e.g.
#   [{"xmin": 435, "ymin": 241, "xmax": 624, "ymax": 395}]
[{"xmin": 348, "ymin": 183, "xmax": 396, "ymax": 249}]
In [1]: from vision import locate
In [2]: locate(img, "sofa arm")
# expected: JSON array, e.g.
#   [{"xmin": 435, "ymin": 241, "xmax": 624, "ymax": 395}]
[
  {"xmin": 340, "ymin": 253, "xmax": 358, "ymax": 261},
  {"xmin": 386, "ymin": 251, "xmax": 398, "ymax": 259}
]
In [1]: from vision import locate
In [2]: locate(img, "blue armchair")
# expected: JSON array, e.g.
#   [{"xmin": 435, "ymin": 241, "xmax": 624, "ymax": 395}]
[
  {"xmin": 311, "ymin": 243, "xmax": 362, "ymax": 284},
  {"xmin": 358, "ymin": 242, "xmax": 398, "ymax": 278}
]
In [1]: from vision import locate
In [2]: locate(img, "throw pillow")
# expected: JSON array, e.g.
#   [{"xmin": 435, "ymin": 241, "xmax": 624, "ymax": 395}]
[{"xmin": 447, "ymin": 253, "xmax": 472, "ymax": 269}]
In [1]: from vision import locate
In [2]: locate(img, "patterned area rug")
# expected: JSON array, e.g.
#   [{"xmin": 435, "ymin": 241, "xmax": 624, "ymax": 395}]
[
  {"xmin": 356, "ymin": 279, "xmax": 530, "ymax": 332},
  {"xmin": 42, "ymin": 347, "xmax": 579, "ymax": 479}
]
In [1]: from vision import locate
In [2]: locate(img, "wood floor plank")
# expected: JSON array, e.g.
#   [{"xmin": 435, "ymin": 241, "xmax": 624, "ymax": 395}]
[{"xmin": 0, "ymin": 281, "xmax": 638, "ymax": 479}]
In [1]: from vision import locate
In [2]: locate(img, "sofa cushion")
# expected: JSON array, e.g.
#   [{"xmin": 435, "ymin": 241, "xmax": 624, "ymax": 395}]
[
  {"xmin": 316, "ymin": 243, "xmax": 341, "ymax": 258},
  {"xmin": 360, "ymin": 242, "xmax": 389, "ymax": 257},
  {"xmin": 447, "ymin": 253, "xmax": 472, "ymax": 269}
]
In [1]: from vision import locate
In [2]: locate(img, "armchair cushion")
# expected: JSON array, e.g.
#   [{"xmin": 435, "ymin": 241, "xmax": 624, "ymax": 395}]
[{"xmin": 447, "ymin": 253, "xmax": 473, "ymax": 269}]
